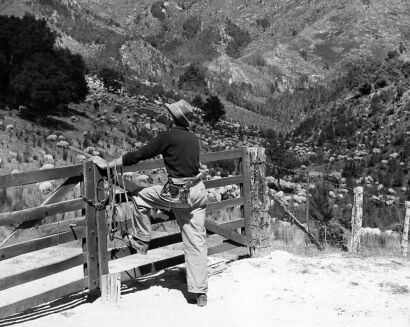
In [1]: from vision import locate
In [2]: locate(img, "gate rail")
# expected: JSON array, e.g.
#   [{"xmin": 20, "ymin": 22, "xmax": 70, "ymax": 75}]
[{"xmin": 0, "ymin": 146, "xmax": 270, "ymax": 319}]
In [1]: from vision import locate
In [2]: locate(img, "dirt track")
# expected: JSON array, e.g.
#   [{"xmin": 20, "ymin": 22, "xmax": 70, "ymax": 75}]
[{"xmin": 1, "ymin": 249, "xmax": 409, "ymax": 327}]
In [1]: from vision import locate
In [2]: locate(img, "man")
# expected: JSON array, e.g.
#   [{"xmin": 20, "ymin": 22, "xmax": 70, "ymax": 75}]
[{"xmin": 93, "ymin": 99, "xmax": 208, "ymax": 307}]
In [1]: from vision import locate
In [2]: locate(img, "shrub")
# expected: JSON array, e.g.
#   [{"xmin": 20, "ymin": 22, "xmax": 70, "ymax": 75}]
[
  {"xmin": 225, "ymin": 19, "xmax": 251, "ymax": 58},
  {"xmin": 178, "ymin": 63, "xmax": 208, "ymax": 93},
  {"xmin": 182, "ymin": 16, "xmax": 201, "ymax": 39},
  {"xmin": 98, "ymin": 67, "xmax": 123, "ymax": 92},
  {"xmin": 191, "ymin": 94, "xmax": 204, "ymax": 109},
  {"xmin": 319, "ymin": 220, "xmax": 348, "ymax": 249},
  {"xmin": 256, "ymin": 17, "xmax": 270, "ymax": 30},
  {"xmin": 151, "ymin": 1, "xmax": 166, "ymax": 21},
  {"xmin": 201, "ymin": 95, "xmax": 225, "ymax": 126},
  {"xmin": 0, "ymin": 15, "xmax": 88, "ymax": 120},
  {"xmin": 114, "ymin": 103, "xmax": 123, "ymax": 114}
]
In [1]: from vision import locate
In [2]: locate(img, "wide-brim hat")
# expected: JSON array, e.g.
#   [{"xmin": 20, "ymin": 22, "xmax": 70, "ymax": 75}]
[{"xmin": 164, "ymin": 99, "xmax": 193, "ymax": 127}]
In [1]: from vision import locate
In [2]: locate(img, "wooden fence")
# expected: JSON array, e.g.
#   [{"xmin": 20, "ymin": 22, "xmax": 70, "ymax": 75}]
[{"xmin": 0, "ymin": 146, "xmax": 270, "ymax": 319}]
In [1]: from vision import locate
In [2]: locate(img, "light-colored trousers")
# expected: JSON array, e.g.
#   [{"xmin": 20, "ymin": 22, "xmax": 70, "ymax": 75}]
[{"xmin": 131, "ymin": 182, "xmax": 208, "ymax": 294}]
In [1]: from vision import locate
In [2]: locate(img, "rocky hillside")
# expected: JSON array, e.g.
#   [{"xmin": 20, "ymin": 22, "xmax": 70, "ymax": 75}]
[{"xmin": 2, "ymin": 0, "xmax": 410, "ymax": 130}]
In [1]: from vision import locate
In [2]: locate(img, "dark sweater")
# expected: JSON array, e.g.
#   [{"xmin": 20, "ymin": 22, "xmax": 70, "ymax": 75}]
[{"xmin": 122, "ymin": 125, "xmax": 200, "ymax": 178}]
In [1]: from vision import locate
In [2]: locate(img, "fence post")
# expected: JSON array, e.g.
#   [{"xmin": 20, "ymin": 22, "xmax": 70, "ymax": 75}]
[
  {"xmin": 305, "ymin": 173, "xmax": 310, "ymax": 226},
  {"xmin": 83, "ymin": 161, "xmax": 101, "ymax": 295},
  {"xmin": 94, "ymin": 165, "xmax": 109, "ymax": 277},
  {"xmin": 246, "ymin": 146, "xmax": 273, "ymax": 257},
  {"xmin": 401, "ymin": 201, "xmax": 410, "ymax": 257},
  {"xmin": 241, "ymin": 147, "xmax": 252, "ymax": 250},
  {"xmin": 349, "ymin": 186, "xmax": 363, "ymax": 254}
]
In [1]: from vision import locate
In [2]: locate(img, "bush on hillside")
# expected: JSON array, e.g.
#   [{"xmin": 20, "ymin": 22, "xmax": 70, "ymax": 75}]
[
  {"xmin": 151, "ymin": 1, "xmax": 166, "ymax": 21},
  {"xmin": 182, "ymin": 16, "xmax": 201, "ymax": 39},
  {"xmin": 201, "ymin": 95, "xmax": 225, "ymax": 126},
  {"xmin": 225, "ymin": 19, "xmax": 251, "ymax": 59},
  {"xmin": 191, "ymin": 94, "xmax": 204, "ymax": 109},
  {"xmin": 98, "ymin": 67, "xmax": 123, "ymax": 93},
  {"xmin": 178, "ymin": 63, "xmax": 208, "ymax": 93},
  {"xmin": 256, "ymin": 17, "xmax": 270, "ymax": 30}
]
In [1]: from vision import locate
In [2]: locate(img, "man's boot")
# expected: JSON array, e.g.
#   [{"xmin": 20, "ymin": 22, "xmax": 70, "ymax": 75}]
[{"xmin": 195, "ymin": 293, "xmax": 207, "ymax": 307}]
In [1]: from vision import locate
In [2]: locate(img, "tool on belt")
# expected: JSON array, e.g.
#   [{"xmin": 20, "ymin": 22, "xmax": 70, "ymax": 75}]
[{"xmin": 161, "ymin": 172, "xmax": 202, "ymax": 207}]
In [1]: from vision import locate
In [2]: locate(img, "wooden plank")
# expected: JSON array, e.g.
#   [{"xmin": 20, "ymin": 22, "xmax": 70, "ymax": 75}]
[
  {"xmin": 120, "ymin": 254, "xmax": 185, "ymax": 282},
  {"xmin": 83, "ymin": 161, "xmax": 99, "ymax": 292},
  {"xmin": 0, "ymin": 198, "xmax": 84, "ymax": 226},
  {"xmin": 113, "ymin": 175, "xmax": 145, "ymax": 195},
  {"xmin": 0, "ymin": 217, "xmax": 86, "ymax": 248},
  {"xmin": 207, "ymin": 218, "xmax": 245, "ymax": 233},
  {"xmin": 0, "ymin": 277, "xmax": 88, "ymax": 320},
  {"xmin": 35, "ymin": 217, "xmax": 86, "ymax": 237},
  {"xmin": 122, "ymin": 158, "xmax": 164, "ymax": 173},
  {"xmin": 109, "ymin": 219, "xmax": 244, "ymax": 261},
  {"xmin": 109, "ymin": 232, "xmax": 182, "ymax": 261},
  {"xmin": 207, "ymin": 241, "xmax": 241, "ymax": 255},
  {"xmin": 207, "ymin": 197, "xmax": 244, "ymax": 212},
  {"xmin": 120, "ymin": 241, "xmax": 242, "ymax": 283},
  {"xmin": 241, "ymin": 147, "xmax": 252, "ymax": 247},
  {"xmin": 0, "ymin": 176, "xmax": 83, "ymax": 247},
  {"xmin": 121, "ymin": 150, "xmax": 242, "ymax": 174},
  {"xmin": 0, "ymin": 253, "xmax": 83, "ymax": 291},
  {"xmin": 203, "ymin": 175, "xmax": 243, "ymax": 189},
  {"xmin": 101, "ymin": 273, "xmax": 121, "ymax": 304},
  {"xmin": 0, "ymin": 164, "xmax": 83, "ymax": 189},
  {"xmin": 41, "ymin": 175, "xmax": 83, "ymax": 205},
  {"xmin": 200, "ymin": 149, "xmax": 242, "ymax": 162},
  {"xmin": 205, "ymin": 218, "xmax": 247, "ymax": 246},
  {"xmin": 0, "ymin": 227, "xmax": 85, "ymax": 261}
]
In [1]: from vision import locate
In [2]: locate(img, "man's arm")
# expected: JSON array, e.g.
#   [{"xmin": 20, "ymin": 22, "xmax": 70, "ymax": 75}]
[
  {"xmin": 93, "ymin": 132, "xmax": 168, "ymax": 170},
  {"xmin": 122, "ymin": 132, "xmax": 167, "ymax": 166}
]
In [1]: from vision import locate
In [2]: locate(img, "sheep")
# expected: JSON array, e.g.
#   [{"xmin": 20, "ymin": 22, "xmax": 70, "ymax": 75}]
[
  {"xmin": 56, "ymin": 140, "xmax": 69, "ymax": 148},
  {"xmin": 75, "ymin": 154, "xmax": 87, "ymax": 162},
  {"xmin": 123, "ymin": 172, "xmax": 134, "ymax": 180},
  {"xmin": 46, "ymin": 134, "xmax": 58, "ymax": 141},
  {"xmin": 39, "ymin": 181, "xmax": 52, "ymax": 194},
  {"xmin": 84, "ymin": 147, "xmax": 96, "ymax": 154},
  {"xmin": 41, "ymin": 163, "xmax": 55, "ymax": 170},
  {"xmin": 43, "ymin": 154, "xmax": 54, "ymax": 163},
  {"xmin": 361, "ymin": 227, "xmax": 381, "ymax": 237},
  {"xmin": 6, "ymin": 124, "xmax": 14, "ymax": 131},
  {"xmin": 135, "ymin": 174, "xmax": 150, "ymax": 187}
]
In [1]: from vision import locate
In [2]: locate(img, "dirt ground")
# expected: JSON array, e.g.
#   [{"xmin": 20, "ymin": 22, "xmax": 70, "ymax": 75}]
[{"xmin": 0, "ymin": 246, "xmax": 409, "ymax": 327}]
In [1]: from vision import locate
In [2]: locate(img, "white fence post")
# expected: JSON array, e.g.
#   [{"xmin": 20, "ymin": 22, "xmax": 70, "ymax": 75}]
[
  {"xmin": 349, "ymin": 187, "xmax": 363, "ymax": 254},
  {"xmin": 401, "ymin": 201, "xmax": 410, "ymax": 257}
]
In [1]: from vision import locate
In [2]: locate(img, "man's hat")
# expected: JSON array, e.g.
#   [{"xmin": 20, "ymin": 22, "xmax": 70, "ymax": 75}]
[{"xmin": 164, "ymin": 99, "xmax": 194, "ymax": 127}]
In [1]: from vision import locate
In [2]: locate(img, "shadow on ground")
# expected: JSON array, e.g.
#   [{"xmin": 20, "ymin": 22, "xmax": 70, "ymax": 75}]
[{"xmin": 0, "ymin": 267, "xmax": 190, "ymax": 326}]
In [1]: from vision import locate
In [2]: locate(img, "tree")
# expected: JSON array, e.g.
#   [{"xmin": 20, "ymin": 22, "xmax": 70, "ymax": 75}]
[
  {"xmin": 178, "ymin": 63, "xmax": 208, "ymax": 93},
  {"xmin": 0, "ymin": 14, "xmax": 88, "ymax": 119},
  {"xmin": 201, "ymin": 95, "xmax": 225, "ymax": 126},
  {"xmin": 191, "ymin": 94, "xmax": 204, "ymax": 109}
]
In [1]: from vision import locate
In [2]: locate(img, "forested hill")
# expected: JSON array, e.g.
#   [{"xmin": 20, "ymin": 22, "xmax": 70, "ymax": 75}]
[{"xmin": 1, "ymin": 0, "xmax": 410, "ymax": 131}]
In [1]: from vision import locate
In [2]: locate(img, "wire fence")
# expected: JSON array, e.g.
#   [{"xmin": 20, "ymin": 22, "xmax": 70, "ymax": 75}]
[{"xmin": 257, "ymin": 160, "xmax": 409, "ymax": 255}]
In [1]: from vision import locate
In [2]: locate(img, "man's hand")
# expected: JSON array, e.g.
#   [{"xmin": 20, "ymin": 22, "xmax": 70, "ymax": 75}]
[{"xmin": 91, "ymin": 156, "xmax": 108, "ymax": 170}]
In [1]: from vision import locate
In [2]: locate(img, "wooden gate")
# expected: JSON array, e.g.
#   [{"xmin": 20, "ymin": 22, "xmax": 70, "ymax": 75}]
[{"xmin": 0, "ymin": 146, "xmax": 269, "ymax": 319}]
